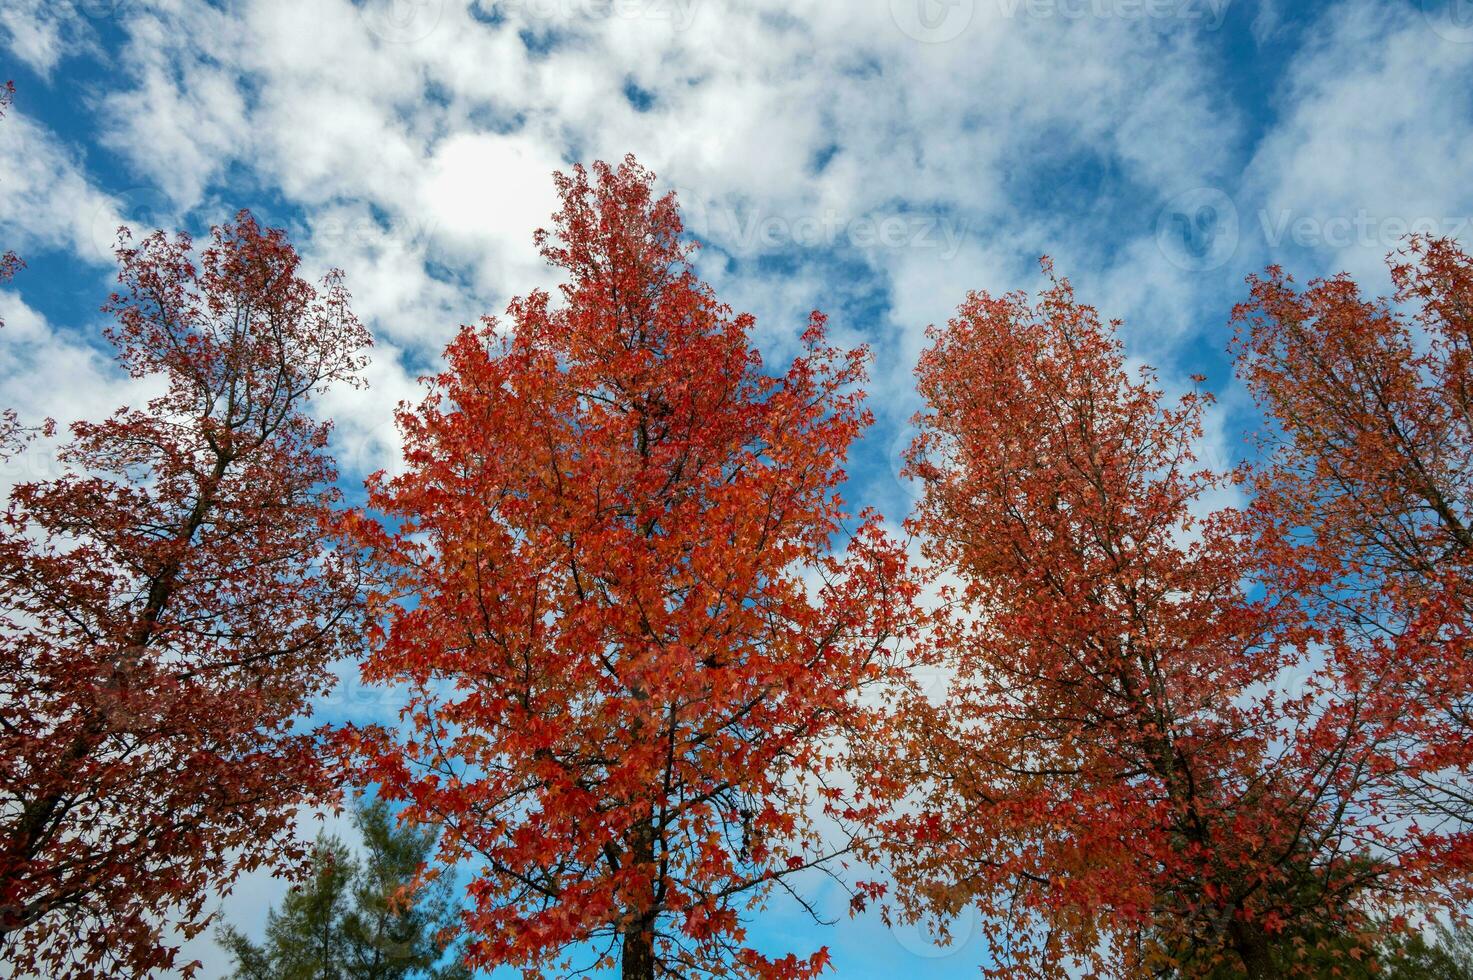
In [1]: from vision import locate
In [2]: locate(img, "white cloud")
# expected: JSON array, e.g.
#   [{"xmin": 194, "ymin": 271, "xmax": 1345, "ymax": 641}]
[
  {"xmin": 317, "ymin": 338, "xmax": 424, "ymax": 481},
  {"xmin": 1247, "ymin": 0, "xmax": 1473, "ymax": 285},
  {"xmin": 6, "ymin": 1, "xmax": 1251, "ymax": 505},
  {"xmin": 81, "ymin": 0, "xmax": 1245, "ymax": 333},
  {"xmin": 418, "ymin": 130, "xmax": 564, "ymax": 287},
  {"xmin": 0, "ymin": 107, "xmax": 125, "ymax": 266},
  {"xmin": 98, "ymin": 2, "xmax": 251, "ymax": 209},
  {"xmin": 0, "ymin": 1, "xmax": 91, "ymax": 77},
  {"xmin": 0, "ymin": 292, "xmax": 143, "ymax": 425},
  {"xmin": 0, "ymin": 291, "xmax": 155, "ymax": 490}
]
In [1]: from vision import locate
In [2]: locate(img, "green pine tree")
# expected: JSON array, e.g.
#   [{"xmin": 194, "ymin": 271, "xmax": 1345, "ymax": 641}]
[
  {"xmin": 1383, "ymin": 923, "xmax": 1473, "ymax": 980},
  {"xmin": 218, "ymin": 798, "xmax": 471, "ymax": 980}
]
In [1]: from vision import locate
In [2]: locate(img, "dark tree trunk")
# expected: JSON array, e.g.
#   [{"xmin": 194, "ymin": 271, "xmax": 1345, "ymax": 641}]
[
  {"xmin": 621, "ymin": 814, "xmax": 658, "ymax": 980},
  {"xmin": 1229, "ymin": 918, "xmax": 1273, "ymax": 980},
  {"xmin": 621, "ymin": 919, "xmax": 655, "ymax": 980}
]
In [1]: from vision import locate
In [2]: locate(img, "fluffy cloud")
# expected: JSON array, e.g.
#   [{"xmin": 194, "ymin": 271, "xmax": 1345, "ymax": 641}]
[
  {"xmin": 0, "ymin": 292, "xmax": 156, "ymax": 493},
  {"xmin": 0, "ymin": 105, "xmax": 126, "ymax": 265},
  {"xmin": 1247, "ymin": 1, "xmax": 1473, "ymax": 285},
  {"xmin": 77, "ymin": 0, "xmax": 1244, "ymax": 322},
  {"xmin": 0, "ymin": 1, "xmax": 92, "ymax": 78}
]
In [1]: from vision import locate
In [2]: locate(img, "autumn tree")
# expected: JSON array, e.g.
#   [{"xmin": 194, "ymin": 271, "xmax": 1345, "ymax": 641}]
[
  {"xmin": 1232, "ymin": 236, "xmax": 1473, "ymax": 831},
  {"xmin": 342, "ymin": 157, "xmax": 918, "ymax": 980},
  {"xmin": 869, "ymin": 262, "xmax": 1470, "ymax": 977},
  {"xmin": 0, "ymin": 213, "xmax": 371, "ymax": 978},
  {"xmin": 218, "ymin": 797, "xmax": 470, "ymax": 980}
]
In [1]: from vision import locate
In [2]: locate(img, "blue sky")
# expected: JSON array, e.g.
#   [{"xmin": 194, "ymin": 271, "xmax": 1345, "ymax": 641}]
[{"xmin": 2, "ymin": 0, "xmax": 1472, "ymax": 975}]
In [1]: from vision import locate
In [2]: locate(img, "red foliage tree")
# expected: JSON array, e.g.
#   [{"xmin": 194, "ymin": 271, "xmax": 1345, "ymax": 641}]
[
  {"xmin": 0, "ymin": 213, "xmax": 371, "ymax": 978},
  {"xmin": 1232, "ymin": 236, "xmax": 1473, "ymax": 855},
  {"xmin": 869, "ymin": 262, "xmax": 1471, "ymax": 977},
  {"xmin": 342, "ymin": 157, "xmax": 919, "ymax": 979}
]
